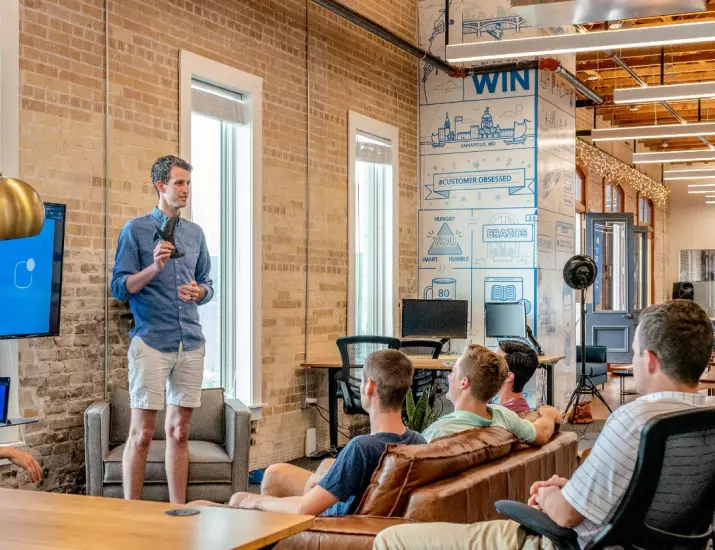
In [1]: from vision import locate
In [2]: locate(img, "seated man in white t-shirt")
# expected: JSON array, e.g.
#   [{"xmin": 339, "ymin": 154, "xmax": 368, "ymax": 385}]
[
  {"xmin": 422, "ymin": 344, "xmax": 563, "ymax": 445},
  {"xmin": 375, "ymin": 299, "xmax": 715, "ymax": 550}
]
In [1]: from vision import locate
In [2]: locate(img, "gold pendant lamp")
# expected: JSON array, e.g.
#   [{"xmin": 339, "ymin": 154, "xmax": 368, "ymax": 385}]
[{"xmin": 0, "ymin": 171, "xmax": 45, "ymax": 241}]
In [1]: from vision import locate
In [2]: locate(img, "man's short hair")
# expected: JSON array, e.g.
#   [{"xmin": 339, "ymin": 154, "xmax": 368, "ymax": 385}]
[
  {"xmin": 460, "ymin": 344, "xmax": 509, "ymax": 402},
  {"xmin": 638, "ymin": 300, "xmax": 714, "ymax": 386},
  {"xmin": 363, "ymin": 350, "xmax": 414, "ymax": 411},
  {"xmin": 151, "ymin": 155, "xmax": 192, "ymax": 197},
  {"xmin": 498, "ymin": 340, "xmax": 539, "ymax": 393}
]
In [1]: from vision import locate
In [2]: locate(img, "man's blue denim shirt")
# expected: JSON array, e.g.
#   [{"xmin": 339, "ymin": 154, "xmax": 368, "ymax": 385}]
[{"xmin": 111, "ymin": 207, "xmax": 214, "ymax": 353}]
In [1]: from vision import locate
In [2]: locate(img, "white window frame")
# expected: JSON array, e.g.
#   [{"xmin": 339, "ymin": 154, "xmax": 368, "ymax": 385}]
[
  {"xmin": 347, "ymin": 111, "xmax": 399, "ymax": 337},
  {"xmin": 0, "ymin": 0, "xmax": 22, "ymax": 447},
  {"xmin": 179, "ymin": 50, "xmax": 263, "ymax": 414}
]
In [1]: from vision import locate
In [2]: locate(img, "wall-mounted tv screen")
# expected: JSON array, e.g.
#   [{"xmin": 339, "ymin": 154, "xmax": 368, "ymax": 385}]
[{"xmin": 0, "ymin": 203, "xmax": 66, "ymax": 339}]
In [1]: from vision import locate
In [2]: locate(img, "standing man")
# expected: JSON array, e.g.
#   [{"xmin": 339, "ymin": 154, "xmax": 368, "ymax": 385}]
[{"xmin": 111, "ymin": 155, "xmax": 213, "ymax": 504}]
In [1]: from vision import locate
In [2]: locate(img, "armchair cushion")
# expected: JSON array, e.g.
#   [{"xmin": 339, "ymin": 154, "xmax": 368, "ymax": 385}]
[
  {"xmin": 356, "ymin": 427, "xmax": 517, "ymax": 517},
  {"xmin": 109, "ymin": 387, "xmax": 225, "ymax": 445},
  {"xmin": 103, "ymin": 440, "xmax": 232, "ymax": 484}
]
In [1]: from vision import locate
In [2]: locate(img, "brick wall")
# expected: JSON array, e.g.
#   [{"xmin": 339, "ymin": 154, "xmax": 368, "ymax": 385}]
[{"xmin": 1, "ymin": 0, "xmax": 418, "ymax": 491}]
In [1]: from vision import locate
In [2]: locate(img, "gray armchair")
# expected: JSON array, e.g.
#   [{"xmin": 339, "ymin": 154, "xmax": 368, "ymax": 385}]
[
  {"xmin": 84, "ymin": 387, "xmax": 251, "ymax": 503},
  {"xmin": 575, "ymin": 345, "xmax": 608, "ymax": 387}
]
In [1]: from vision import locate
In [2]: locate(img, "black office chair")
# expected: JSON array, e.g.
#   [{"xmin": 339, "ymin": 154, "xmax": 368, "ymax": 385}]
[
  {"xmin": 495, "ymin": 407, "xmax": 715, "ymax": 550},
  {"xmin": 399, "ymin": 339, "xmax": 443, "ymax": 406},
  {"xmin": 335, "ymin": 336, "xmax": 401, "ymax": 415}
]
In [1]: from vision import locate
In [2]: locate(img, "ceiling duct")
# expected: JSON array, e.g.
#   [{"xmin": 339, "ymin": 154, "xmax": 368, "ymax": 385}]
[{"xmin": 511, "ymin": 0, "xmax": 706, "ymax": 27}]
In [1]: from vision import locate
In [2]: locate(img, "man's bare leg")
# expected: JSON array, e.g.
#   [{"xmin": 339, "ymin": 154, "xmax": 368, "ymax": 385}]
[
  {"xmin": 165, "ymin": 405, "xmax": 193, "ymax": 504},
  {"xmin": 261, "ymin": 458, "xmax": 336, "ymax": 497},
  {"xmin": 123, "ymin": 408, "xmax": 158, "ymax": 500},
  {"xmin": 261, "ymin": 463, "xmax": 314, "ymax": 497}
]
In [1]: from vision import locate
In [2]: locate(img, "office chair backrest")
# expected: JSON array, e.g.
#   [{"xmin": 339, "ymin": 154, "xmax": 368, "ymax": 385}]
[
  {"xmin": 399, "ymin": 339, "xmax": 443, "ymax": 359},
  {"xmin": 399, "ymin": 340, "xmax": 443, "ymax": 404},
  {"xmin": 588, "ymin": 407, "xmax": 715, "ymax": 550},
  {"xmin": 335, "ymin": 336, "xmax": 401, "ymax": 415}
]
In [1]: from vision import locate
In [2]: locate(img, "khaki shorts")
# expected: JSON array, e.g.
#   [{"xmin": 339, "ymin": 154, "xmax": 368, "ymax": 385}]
[{"xmin": 128, "ymin": 336, "xmax": 205, "ymax": 410}]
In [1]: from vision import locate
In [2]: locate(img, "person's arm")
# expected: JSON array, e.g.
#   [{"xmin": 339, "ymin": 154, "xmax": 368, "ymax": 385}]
[
  {"xmin": 230, "ymin": 486, "xmax": 338, "ymax": 516},
  {"xmin": 536, "ymin": 485, "xmax": 585, "ymax": 528},
  {"xmin": 111, "ymin": 223, "xmax": 172, "ymax": 298},
  {"xmin": 530, "ymin": 406, "xmax": 562, "ymax": 446},
  {"xmin": 194, "ymin": 230, "xmax": 213, "ymax": 306},
  {"xmin": 0, "ymin": 447, "xmax": 42, "ymax": 482}
]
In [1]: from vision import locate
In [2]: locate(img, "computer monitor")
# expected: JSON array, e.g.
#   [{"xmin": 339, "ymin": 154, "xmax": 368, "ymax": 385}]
[
  {"xmin": 0, "ymin": 203, "xmax": 66, "ymax": 340},
  {"xmin": 0, "ymin": 377, "xmax": 9, "ymax": 424},
  {"xmin": 401, "ymin": 299, "xmax": 468, "ymax": 339},
  {"xmin": 485, "ymin": 302, "xmax": 527, "ymax": 339}
]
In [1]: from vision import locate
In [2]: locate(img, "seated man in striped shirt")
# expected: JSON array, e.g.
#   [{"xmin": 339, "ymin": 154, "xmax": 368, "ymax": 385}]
[{"xmin": 374, "ymin": 299, "xmax": 715, "ymax": 550}]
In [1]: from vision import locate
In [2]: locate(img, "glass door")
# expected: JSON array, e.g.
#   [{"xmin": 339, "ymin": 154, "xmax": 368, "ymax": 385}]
[{"xmin": 585, "ymin": 213, "xmax": 636, "ymax": 364}]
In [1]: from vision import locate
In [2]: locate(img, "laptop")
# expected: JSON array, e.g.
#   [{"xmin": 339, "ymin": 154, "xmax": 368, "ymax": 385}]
[
  {"xmin": 0, "ymin": 377, "xmax": 36, "ymax": 426},
  {"xmin": 0, "ymin": 377, "xmax": 9, "ymax": 425}
]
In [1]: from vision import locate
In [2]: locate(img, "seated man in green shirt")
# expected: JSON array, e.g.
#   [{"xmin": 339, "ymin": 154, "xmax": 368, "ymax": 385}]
[{"xmin": 423, "ymin": 344, "xmax": 562, "ymax": 445}]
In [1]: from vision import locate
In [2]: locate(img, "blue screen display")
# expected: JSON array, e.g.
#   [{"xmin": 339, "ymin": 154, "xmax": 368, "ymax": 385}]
[{"xmin": 0, "ymin": 204, "xmax": 66, "ymax": 339}]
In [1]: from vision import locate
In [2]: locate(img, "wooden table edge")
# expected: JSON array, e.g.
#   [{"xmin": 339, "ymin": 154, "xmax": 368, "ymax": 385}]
[{"xmin": 239, "ymin": 515, "xmax": 315, "ymax": 550}]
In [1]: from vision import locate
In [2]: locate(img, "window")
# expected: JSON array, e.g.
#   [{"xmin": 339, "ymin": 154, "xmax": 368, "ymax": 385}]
[
  {"xmin": 0, "ymin": 0, "xmax": 20, "ymax": 446},
  {"xmin": 575, "ymin": 166, "xmax": 586, "ymax": 213},
  {"xmin": 348, "ymin": 112, "xmax": 399, "ymax": 336},
  {"xmin": 638, "ymin": 194, "xmax": 654, "ymax": 227},
  {"xmin": 604, "ymin": 181, "xmax": 624, "ymax": 213},
  {"xmin": 180, "ymin": 51, "xmax": 263, "ymax": 409},
  {"xmin": 635, "ymin": 193, "xmax": 655, "ymax": 308}
]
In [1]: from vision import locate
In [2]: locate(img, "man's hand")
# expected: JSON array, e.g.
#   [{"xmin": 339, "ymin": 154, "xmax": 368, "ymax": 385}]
[
  {"xmin": 178, "ymin": 281, "xmax": 205, "ymax": 303},
  {"xmin": 229, "ymin": 492, "xmax": 258, "ymax": 509},
  {"xmin": 5, "ymin": 448, "xmax": 42, "ymax": 482},
  {"xmin": 153, "ymin": 240, "xmax": 174, "ymax": 271},
  {"xmin": 528, "ymin": 474, "xmax": 568, "ymax": 507}
]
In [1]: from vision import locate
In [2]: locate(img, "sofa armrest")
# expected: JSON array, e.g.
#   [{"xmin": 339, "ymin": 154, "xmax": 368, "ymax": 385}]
[
  {"xmin": 225, "ymin": 398, "xmax": 251, "ymax": 494},
  {"xmin": 84, "ymin": 400, "xmax": 110, "ymax": 496},
  {"xmin": 274, "ymin": 516, "xmax": 417, "ymax": 550}
]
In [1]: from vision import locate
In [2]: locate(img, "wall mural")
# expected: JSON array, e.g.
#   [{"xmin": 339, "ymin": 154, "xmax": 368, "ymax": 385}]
[{"xmin": 418, "ymin": 0, "xmax": 576, "ymax": 408}]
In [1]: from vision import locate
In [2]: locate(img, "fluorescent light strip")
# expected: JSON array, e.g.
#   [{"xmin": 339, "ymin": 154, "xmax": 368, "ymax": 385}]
[
  {"xmin": 665, "ymin": 169, "xmax": 715, "ymax": 180},
  {"xmin": 687, "ymin": 183, "xmax": 715, "ymax": 188},
  {"xmin": 614, "ymin": 81, "xmax": 715, "ymax": 105},
  {"xmin": 687, "ymin": 190, "xmax": 715, "ymax": 194},
  {"xmin": 664, "ymin": 167, "xmax": 715, "ymax": 174},
  {"xmin": 706, "ymin": 201, "xmax": 715, "ymax": 204},
  {"xmin": 446, "ymin": 21, "xmax": 715, "ymax": 63},
  {"xmin": 633, "ymin": 150, "xmax": 715, "ymax": 164},
  {"xmin": 592, "ymin": 122, "xmax": 715, "ymax": 142}
]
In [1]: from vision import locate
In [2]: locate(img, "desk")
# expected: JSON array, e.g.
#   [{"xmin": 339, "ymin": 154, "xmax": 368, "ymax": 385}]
[
  {"xmin": 302, "ymin": 354, "xmax": 565, "ymax": 449},
  {"xmin": 0, "ymin": 489, "xmax": 314, "ymax": 550}
]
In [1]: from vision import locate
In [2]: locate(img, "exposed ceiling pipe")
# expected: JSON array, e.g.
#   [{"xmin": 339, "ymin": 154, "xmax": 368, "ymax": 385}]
[
  {"xmin": 540, "ymin": 58, "xmax": 604, "ymax": 105},
  {"xmin": 311, "ymin": 0, "xmax": 460, "ymax": 75},
  {"xmin": 311, "ymin": 0, "xmax": 604, "ymax": 103}
]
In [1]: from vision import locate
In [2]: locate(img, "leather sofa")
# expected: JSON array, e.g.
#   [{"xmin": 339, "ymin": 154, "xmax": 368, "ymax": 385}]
[
  {"xmin": 276, "ymin": 425, "xmax": 578, "ymax": 550},
  {"xmin": 576, "ymin": 345, "xmax": 609, "ymax": 386},
  {"xmin": 84, "ymin": 387, "xmax": 251, "ymax": 502}
]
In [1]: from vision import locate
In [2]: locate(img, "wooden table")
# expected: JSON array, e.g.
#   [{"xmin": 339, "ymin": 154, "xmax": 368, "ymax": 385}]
[
  {"xmin": 0, "ymin": 489, "xmax": 314, "ymax": 550},
  {"xmin": 302, "ymin": 354, "xmax": 565, "ymax": 448}
]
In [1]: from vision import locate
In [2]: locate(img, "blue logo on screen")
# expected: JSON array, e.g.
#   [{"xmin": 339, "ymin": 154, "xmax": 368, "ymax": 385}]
[
  {"xmin": 0, "ymin": 383, "xmax": 8, "ymax": 423},
  {"xmin": 0, "ymin": 220, "xmax": 55, "ymax": 337}
]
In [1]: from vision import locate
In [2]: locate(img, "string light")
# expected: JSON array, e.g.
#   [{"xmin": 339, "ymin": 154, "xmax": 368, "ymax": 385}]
[{"xmin": 576, "ymin": 140, "xmax": 670, "ymax": 207}]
